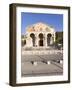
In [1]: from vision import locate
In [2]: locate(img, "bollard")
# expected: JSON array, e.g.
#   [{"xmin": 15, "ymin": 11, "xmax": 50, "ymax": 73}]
[
  {"xmin": 60, "ymin": 60, "xmax": 63, "ymax": 64},
  {"xmin": 33, "ymin": 61, "xmax": 37, "ymax": 66},
  {"xmin": 47, "ymin": 61, "xmax": 51, "ymax": 65}
]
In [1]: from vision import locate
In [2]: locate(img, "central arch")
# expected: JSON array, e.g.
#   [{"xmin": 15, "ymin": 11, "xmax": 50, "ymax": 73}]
[
  {"xmin": 39, "ymin": 33, "xmax": 44, "ymax": 46},
  {"xmin": 39, "ymin": 40, "xmax": 43, "ymax": 46}
]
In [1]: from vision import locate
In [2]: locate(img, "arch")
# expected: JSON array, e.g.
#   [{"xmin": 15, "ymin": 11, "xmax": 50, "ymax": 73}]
[
  {"xmin": 39, "ymin": 33, "xmax": 43, "ymax": 39},
  {"xmin": 30, "ymin": 33, "xmax": 35, "ymax": 46},
  {"xmin": 39, "ymin": 40, "xmax": 43, "ymax": 46},
  {"xmin": 21, "ymin": 40, "xmax": 26, "ymax": 47},
  {"xmin": 39, "ymin": 33, "xmax": 44, "ymax": 46},
  {"xmin": 47, "ymin": 33, "xmax": 52, "ymax": 46}
]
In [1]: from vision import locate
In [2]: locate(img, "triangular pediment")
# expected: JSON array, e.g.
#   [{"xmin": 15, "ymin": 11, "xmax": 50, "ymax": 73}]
[{"xmin": 27, "ymin": 22, "xmax": 54, "ymax": 32}]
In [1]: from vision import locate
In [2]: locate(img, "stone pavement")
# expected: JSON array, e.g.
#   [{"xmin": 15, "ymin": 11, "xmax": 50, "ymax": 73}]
[{"xmin": 21, "ymin": 51, "xmax": 63, "ymax": 77}]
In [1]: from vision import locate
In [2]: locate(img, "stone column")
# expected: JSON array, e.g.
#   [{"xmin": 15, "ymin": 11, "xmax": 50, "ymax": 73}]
[
  {"xmin": 54, "ymin": 32, "xmax": 55, "ymax": 42},
  {"xmin": 44, "ymin": 34, "xmax": 47, "ymax": 47},
  {"xmin": 35, "ymin": 34, "xmax": 39, "ymax": 47},
  {"xmin": 50, "ymin": 35, "xmax": 53, "ymax": 44},
  {"xmin": 26, "ymin": 33, "xmax": 30, "ymax": 47},
  {"xmin": 34, "ymin": 35, "xmax": 36, "ymax": 47}
]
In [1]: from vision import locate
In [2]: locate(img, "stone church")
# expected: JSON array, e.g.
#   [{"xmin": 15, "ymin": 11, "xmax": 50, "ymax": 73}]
[{"xmin": 21, "ymin": 22, "xmax": 55, "ymax": 48}]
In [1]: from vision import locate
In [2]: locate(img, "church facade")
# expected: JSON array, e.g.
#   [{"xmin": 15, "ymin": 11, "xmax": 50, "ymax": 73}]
[{"xmin": 21, "ymin": 22, "xmax": 56, "ymax": 47}]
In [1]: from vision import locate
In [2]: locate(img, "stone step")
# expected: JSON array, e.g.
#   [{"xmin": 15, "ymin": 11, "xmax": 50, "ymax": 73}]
[{"xmin": 22, "ymin": 46, "xmax": 56, "ymax": 51}]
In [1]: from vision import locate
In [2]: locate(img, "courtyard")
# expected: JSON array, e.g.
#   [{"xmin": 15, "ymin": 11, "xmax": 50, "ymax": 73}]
[{"xmin": 21, "ymin": 50, "xmax": 63, "ymax": 77}]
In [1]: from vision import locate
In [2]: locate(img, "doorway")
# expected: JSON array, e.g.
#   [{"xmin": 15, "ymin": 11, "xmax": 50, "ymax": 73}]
[
  {"xmin": 39, "ymin": 33, "xmax": 44, "ymax": 46},
  {"xmin": 39, "ymin": 40, "xmax": 43, "ymax": 46}
]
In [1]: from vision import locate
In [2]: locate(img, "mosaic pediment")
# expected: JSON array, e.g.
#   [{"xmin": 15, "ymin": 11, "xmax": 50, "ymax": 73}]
[{"xmin": 27, "ymin": 22, "xmax": 54, "ymax": 32}]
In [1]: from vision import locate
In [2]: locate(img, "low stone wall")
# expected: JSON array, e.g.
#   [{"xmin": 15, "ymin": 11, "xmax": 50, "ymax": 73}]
[{"xmin": 22, "ymin": 50, "xmax": 63, "ymax": 55}]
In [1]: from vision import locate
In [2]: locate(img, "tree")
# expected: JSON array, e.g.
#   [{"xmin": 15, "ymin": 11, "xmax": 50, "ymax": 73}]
[{"xmin": 55, "ymin": 31, "xmax": 63, "ymax": 45}]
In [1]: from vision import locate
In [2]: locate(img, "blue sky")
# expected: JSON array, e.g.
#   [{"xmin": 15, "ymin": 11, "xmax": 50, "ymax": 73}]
[{"xmin": 21, "ymin": 12, "xmax": 63, "ymax": 34}]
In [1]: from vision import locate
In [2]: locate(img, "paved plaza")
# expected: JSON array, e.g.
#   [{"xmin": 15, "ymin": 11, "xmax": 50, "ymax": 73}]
[{"xmin": 21, "ymin": 51, "xmax": 63, "ymax": 77}]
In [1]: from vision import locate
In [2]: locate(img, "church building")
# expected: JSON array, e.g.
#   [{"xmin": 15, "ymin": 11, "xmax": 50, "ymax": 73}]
[{"xmin": 21, "ymin": 22, "xmax": 56, "ymax": 48}]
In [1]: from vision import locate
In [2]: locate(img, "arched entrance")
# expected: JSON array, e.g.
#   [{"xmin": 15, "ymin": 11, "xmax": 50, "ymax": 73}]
[
  {"xmin": 39, "ymin": 40, "xmax": 43, "ymax": 46},
  {"xmin": 39, "ymin": 33, "xmax": 44, "ymax": 46},
  {"xmin": 30, "ymin": 33, "xmax": 35, "ymax": 46},
  {"xmin": 47, "ymin": 34, "xmax": 52, "ymax": 46}
]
